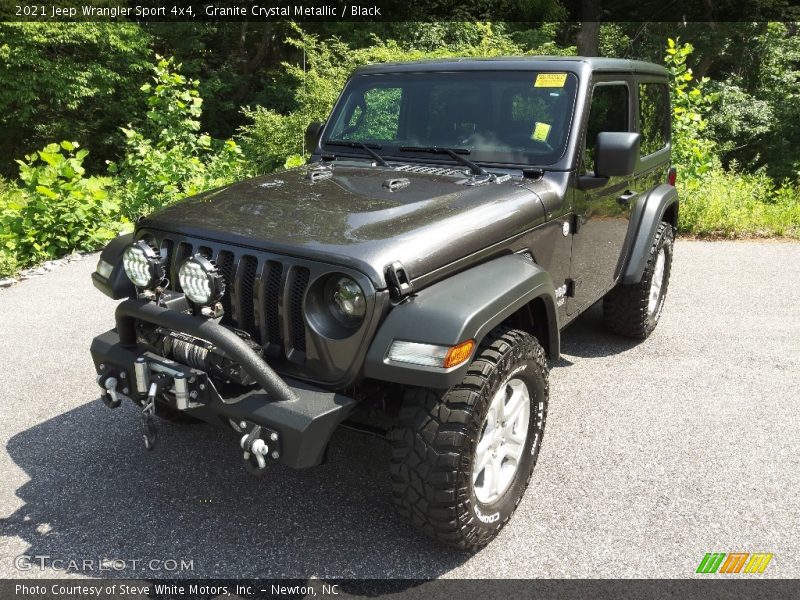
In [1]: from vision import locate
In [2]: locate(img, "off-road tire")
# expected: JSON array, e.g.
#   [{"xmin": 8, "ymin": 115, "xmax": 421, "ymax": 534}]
[
  {"xmin": 389, "ymin": 328, "xmax": 549, "ymax": 550},
  {"xmin": 603, "ymin": 221, "xmax": 674, "ymax": 339}
]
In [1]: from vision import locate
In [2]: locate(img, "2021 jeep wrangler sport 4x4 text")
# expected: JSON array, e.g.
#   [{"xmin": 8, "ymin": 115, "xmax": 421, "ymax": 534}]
[{"xmin": 91, "ymin": 57, "xmax": 678, "ymax": 550}]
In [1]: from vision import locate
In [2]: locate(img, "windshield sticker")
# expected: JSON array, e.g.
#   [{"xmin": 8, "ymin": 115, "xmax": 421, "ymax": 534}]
[
  {"xmin": 531, "ymin": 122, "xmax": 551, "ymax": 142},
  {"xmin": 534, "ymin": 73, "xmax": 567, "ymax": 88}
]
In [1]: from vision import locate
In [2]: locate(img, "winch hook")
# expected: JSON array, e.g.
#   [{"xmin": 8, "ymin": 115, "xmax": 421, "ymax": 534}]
[{"xmin": 140, "ymin": 372, "xmax": 172, "ymax": 451}]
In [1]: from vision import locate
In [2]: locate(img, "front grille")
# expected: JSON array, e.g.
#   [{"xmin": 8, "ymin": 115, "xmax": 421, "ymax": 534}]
[{"xmin": 157, "ymin": 236, "xmax": 312, "ymax": 362}]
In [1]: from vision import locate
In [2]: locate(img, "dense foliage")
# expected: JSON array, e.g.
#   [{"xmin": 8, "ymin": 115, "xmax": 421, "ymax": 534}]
[
  {"xmin": 0, "ymin": 142, "xmax": 125, "ymax": 269},
  {"xmin": 0, "ymin": 20, "xmax": 798, "ymax": 278},
  {"xmin": 110, "ymin": 56, "xmax": 249, "ymax": 218}
]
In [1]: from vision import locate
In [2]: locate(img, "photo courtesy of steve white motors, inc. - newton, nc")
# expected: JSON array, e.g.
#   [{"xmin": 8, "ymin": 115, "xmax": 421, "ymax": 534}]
[{"xmin": 13, "ymin": 582, "xmax": 290, "ymax": 597}]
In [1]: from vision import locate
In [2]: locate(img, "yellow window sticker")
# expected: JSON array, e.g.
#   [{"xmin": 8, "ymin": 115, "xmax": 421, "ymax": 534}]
[
  {"xmin": 531, "ymin": 122, "xmax": 551, "ymax": 142},
  {"xmin": 534, "ymin": 73, "xmax": 567, "ymax": 88}
]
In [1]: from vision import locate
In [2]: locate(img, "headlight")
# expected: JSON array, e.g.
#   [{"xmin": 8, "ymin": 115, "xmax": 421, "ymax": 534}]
[
  {"xmin": 328, "ymin": 276, "xmax": 366, "ymax": 327},
  {"xmin": 178, "ymin": 255, "xmax": 225, "ymax": 305},
  {"xmin": 122, "ymin": 240, "xmax": 164, "ymax": 288}
]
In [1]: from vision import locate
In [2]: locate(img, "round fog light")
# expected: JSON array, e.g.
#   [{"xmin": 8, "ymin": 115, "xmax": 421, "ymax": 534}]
[
  {"xmin": 122, "ymin": 240, "xmax": 164, "ymax": 288},
  {"xmin": 178, "ymin": 255, "xmax": 225, "ymax": 305}
]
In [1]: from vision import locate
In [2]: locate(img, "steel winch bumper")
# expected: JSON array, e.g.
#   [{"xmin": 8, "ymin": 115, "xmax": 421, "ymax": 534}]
[{"xmin": 90, "ymin": 299, "xmax": 358, "ymax": 469}]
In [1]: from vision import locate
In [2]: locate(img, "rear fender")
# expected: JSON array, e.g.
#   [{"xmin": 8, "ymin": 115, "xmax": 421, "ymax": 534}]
[{"xmin": 622, "ymin": 184, "xmax": 679, "ymax": 284}]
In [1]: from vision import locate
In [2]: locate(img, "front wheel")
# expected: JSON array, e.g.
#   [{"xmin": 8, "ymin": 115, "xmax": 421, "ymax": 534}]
[
  {"xmin": 389, "ymin": 328, "xmax": 549, "ymax": 550},
  {"xmin": 603, "ymin": 221, "xmax": 674, "ymax": 339}
]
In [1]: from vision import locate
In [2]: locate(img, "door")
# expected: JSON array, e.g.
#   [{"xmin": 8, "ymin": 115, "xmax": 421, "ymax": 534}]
[{"xmin": 567, "ymin": 77, "xmax": 636, "ymax": 315}]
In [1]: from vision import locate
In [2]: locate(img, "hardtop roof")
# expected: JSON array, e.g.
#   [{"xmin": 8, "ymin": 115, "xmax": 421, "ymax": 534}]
[{"xmin": 352, "ymin": 56, "xmax": 668, "ymax": 78}]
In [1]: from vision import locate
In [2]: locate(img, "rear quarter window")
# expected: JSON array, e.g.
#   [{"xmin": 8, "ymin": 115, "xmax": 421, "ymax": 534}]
[{"xmin": 638, "ymin": 83, "xmax": 670, "ymax": 156}]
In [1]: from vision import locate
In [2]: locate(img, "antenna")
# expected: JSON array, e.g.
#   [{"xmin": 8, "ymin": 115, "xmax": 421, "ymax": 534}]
[{"xmin": 301, "ymin": 45, "xmax": 307, "ymax": 157}]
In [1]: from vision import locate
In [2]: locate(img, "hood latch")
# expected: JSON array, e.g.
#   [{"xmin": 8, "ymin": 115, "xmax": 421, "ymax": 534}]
[{"xmin": 386, "ymin": 261, "xmax": 413, "ymax": 299}]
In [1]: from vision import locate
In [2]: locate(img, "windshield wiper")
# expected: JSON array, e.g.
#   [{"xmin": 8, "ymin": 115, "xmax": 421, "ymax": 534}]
[
  {"xmin": 324, "ymin": 140, "xmax": 389, "ymax": 167},
  {"xmin": 399, "ymin": 146, "xmax": 488, "ymax": 176}
]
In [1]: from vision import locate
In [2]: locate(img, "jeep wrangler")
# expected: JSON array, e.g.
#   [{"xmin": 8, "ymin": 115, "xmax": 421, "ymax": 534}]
[{"xmin": 90, "ymin": 57, "xmax": 677, "ymax": 550}]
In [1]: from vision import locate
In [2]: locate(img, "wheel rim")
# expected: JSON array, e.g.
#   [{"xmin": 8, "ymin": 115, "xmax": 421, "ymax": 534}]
[
  {"xmin": 473, "ymin": 377, "xmax": 530, "ymax": 504},
  {"xmin": 648, "ymin": 248, "xmax": 667, "ymax": 316}
]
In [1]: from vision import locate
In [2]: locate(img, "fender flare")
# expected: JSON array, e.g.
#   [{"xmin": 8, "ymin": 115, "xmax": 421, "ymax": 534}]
[
  {"xmin": 622, "ymin": 184, "xmax": 679, "ymax": 285},
  {"xmin": 91, "ymin": 232, "xmax": 136, "ymax": 299},
  {"xmin": 363, "ymin": 254, "xmax": 559, "ymax": 389}
]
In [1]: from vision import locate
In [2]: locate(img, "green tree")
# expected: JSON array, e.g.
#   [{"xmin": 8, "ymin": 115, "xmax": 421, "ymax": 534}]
[
  {"xmin": 111, "ymin": 56, "xmax": 249, "ymax": 219},
  {"xmin": 0, "ymin": 23, "xmax": 153, "ymax": 176},
  {"xmin": 239, "ymin": 23, "xmax": 524, "ymax": 173},
  {"xmin": 664, "ymin": 38, "xmax": 719, "ymax": 178}
]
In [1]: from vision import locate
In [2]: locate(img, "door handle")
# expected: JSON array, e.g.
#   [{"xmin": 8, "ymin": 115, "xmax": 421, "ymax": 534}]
[{"xmin": 617, "ymin": 190, "xmax": 637, "ymax": 206}]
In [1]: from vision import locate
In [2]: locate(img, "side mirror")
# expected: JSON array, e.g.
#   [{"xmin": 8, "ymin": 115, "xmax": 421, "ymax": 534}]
[
  {"xmin": 595, "ymin": 131, "xmax": 640, "ymax": 177},
  {"xmin": 305, "ymin": 121, "xmax": 325, "ymax": 152}
]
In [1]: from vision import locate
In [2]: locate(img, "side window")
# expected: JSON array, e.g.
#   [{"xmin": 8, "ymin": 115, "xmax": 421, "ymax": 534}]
[
  {"xmin": 639, "ymin": 83, "xmax": 669, "ymax": 156},
  {"xmin": 582, "ymin": 83, "xmax": 629, "ymax": 174},
  {"xmin": 339, "ymin": 87, "xmax": 402, "ymax": 141}
]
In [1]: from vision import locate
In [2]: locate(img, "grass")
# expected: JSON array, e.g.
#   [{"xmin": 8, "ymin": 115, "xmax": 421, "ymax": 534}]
[{"xmin": 678, "ymin": 169, "xmax": 800, "ymax": 239}]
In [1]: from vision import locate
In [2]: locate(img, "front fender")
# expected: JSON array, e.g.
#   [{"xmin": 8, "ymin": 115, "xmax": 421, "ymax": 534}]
[
  {"xmin": 622, "ymin": 184, "xmax": 679, "ymax": 284},
  {"xmin": 91, "ymin": 232, "xmax": 135, "ymax": 299},
  {"xmin": 364, "ymin": 254, "xmax": 558, "ymax": 389}
]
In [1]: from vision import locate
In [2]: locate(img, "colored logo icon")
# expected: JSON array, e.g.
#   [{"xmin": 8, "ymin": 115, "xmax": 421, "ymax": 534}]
[{"xmin": 696, "ymin": 552, "xmax": 773, "ymax": 574}]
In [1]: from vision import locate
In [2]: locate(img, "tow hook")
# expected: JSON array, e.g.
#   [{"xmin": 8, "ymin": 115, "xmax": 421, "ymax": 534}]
[
  {"xmin": 97, "ymin": 369, "xmax": 131, "ymax": 409},
  {"xmin": 141, "ymin": 372, "xmax": 173, "ymax": 451},
  {"xmin": 239, "ymin": 424, "xmax": 281, "ymax": 475},
  {"xmin": 241, "ymin": 425, "xmax": 269, "ymax": 474}
]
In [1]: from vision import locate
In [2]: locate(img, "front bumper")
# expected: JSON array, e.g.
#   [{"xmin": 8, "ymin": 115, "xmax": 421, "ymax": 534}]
[{"xmin": 90, "ymin": 299, "xmax": 358, "ymax": 469}]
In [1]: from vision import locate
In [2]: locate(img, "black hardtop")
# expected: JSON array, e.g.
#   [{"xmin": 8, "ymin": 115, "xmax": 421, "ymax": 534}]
[{"xmin": 353, "ymin": 56, "xmax": 669, "ymax": 78}]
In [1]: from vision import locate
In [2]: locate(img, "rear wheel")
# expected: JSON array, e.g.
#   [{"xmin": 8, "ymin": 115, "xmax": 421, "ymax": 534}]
[
  {"xmin": 389, "ymin": 328, "xmax": 549, "ymax": 550},
  {"xmin": 603, "ymin": 221, "xmax": 674, "ymax": 339}
]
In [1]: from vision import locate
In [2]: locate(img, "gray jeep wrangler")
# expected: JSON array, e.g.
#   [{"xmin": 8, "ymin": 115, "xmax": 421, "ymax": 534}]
[{"xmin": 91, "ymin": 57, "xmax": 677, "ymax": 549}]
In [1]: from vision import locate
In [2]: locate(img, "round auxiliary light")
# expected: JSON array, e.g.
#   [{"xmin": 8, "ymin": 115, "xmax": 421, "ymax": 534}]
[
  {"xmin": 328, "ymin": 275, "xmax": 366, "ymax": 327},
  {"xmin": 122, "ymin": 240, "xmax": 164, "ymax": 289},
  {"xmin": 178, "ymin": 254, "xmax": 225, "ymax": 306}
]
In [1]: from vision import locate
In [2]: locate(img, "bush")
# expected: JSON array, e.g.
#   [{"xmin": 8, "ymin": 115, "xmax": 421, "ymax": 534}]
[
  {"xmin": 678, "ymin": 169, "xmax": 800, "ymax": 238},
  {"xmin": 111, "ymin": 56, "xmax": 250, "ymax": 219},
  {"xmin": 0, "ymin": 141, "xmax": 127, "ymax": 274}
]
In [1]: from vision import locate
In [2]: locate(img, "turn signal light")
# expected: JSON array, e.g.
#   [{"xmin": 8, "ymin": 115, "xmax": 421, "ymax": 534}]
[{"xmin": 443, "ymin": 339, "xmax": 476, "ymax": 368}]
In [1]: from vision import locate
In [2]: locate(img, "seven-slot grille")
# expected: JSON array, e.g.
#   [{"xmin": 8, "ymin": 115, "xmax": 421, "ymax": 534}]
[{"xmin": 157, "ymin": 235, "xmax": 311, "ymax": 362}]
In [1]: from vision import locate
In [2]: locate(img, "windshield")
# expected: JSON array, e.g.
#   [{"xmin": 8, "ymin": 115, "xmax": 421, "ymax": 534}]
[{"xmin": 323, "ymin": 70, "xmax": 579, "ymax": 167}]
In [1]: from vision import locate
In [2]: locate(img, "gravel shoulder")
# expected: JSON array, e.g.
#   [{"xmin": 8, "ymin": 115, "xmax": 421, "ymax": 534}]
[{"xmin": 0, "ymin": 240, "xmax": 798, "ymax": 579}]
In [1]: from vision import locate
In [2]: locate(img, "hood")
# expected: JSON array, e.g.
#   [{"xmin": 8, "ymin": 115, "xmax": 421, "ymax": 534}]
[{"xmin": 139, "ymin": 162, "xmax": 548, "ymax": 288}]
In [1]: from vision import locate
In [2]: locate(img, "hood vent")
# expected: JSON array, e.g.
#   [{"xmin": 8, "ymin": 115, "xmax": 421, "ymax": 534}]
[
  {"xmin": 306, "ymin": 167, "xmax": 333, "ymax": 183},
  {"xmin": 382, "ymin": 177, "xmax": 411, "ymax": 192},
  {"xmin": 394, "ymin": 164, "xmax": 467, "ymax": 177}
]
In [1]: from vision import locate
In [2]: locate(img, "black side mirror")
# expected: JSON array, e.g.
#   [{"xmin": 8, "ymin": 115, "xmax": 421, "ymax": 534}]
[
  {"xmin": 595, "ymin": 131, "xmax": 640, "ymax": 177},
  {"xmin": 305, "ymin": 121, "xmax": 325, "ymax": 152}
]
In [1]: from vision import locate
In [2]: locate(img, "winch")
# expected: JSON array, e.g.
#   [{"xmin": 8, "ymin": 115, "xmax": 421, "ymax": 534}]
[{"xmin": 143, "ymin": 327, "xmax": 262, "ymax": 387}]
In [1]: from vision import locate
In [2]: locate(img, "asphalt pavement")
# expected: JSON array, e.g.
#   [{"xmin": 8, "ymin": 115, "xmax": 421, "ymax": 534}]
[{"xmin": 0, "ymin": 240, "xmax": 798, "ymax": 579}]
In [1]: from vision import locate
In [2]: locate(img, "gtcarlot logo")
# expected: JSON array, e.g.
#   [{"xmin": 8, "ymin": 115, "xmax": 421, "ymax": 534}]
[{"xmin": 14, "ymin": 555, "xmax": 194, "ymax": 573}]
